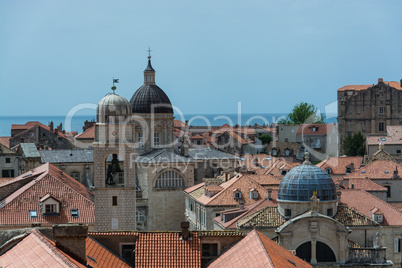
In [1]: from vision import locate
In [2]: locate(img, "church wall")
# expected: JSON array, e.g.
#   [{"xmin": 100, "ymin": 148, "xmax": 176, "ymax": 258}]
[{"xmin": 278, "ymin": 200, "xmax": 337, "ymax": 218}]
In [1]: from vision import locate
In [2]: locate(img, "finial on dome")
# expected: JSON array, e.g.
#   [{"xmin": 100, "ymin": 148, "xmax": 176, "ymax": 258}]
[
  {"xmin": 303, "ymin": 152, "xmax": 311, "ymax": 165},
  {"xmin": 111, "ymin": 78, "xmax": 119, "ymax": 94},
  {"xmin": 147, "ymin": 46, "xmax": 152, "ymax": 59}
]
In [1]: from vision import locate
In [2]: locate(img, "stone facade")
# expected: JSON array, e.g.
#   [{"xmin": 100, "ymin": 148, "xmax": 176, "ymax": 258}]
[{"xmin": 338, "ymin": 78, "xmax": 402, "ymax": 151}]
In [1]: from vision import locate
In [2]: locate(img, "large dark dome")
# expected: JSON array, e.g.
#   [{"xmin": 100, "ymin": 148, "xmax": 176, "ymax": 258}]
[
  {"xmin": 130, "ymin": 84, "xmax": 173, "ymax": 114},
  {"xmin": 278, "ymin": 164, "xmax": 337, "ymax": 202}
]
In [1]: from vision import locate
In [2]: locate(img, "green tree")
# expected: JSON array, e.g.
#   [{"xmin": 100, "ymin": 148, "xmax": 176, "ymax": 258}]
[
  {"xmin": 278, "ymin": 102, "xmax": 326, "ymax": 124},
  {"xmin": 258, "ymin": 134, "xmax": 272, "ymax": 145},
  {"xmin": 342, "ymin": 132, "xmax": 365, "ymax": 156}
]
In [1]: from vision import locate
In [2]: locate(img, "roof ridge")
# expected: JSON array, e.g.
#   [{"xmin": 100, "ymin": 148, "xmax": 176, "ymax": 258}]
[
  {"xmin": 253, "ymin": 230, "xmax": 275, "ymax": 267},
  {"xmin": 31, "ymin": 229, "xmax": 81, "ymax": 267}
]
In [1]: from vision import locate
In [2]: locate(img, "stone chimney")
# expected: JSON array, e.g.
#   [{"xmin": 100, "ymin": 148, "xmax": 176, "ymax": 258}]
[
  {"xmin": 379, "ymin": 141, "xmax": 384, "ymax": 150},
  {"xmin": 394, "ymin": 167, "xmax": 399, "ymax": 179},
  {"xmin": 400, "ymin": 79, "xmax": 402, "ymax": 88},
  {"xmin": 49, "ymin": 121, "xmax": 54, "ymax": 131},
  {"xmin": 350, "ymin": 162, "xmax": 355, "ymax": 172},
  {"xmin": 180, "ymin": 221, "xmax": 190, "ymax": 241},
  {"xmin": 53, "ymin": 224, "xmax": 88, "ymax": 265},
  {"xmin": 378, "ymin": 78, "xmax": 384, "ymax": 83},
  {"xmin": 267, "ymin": 188, "xmax": 272, "ymax": 200}
]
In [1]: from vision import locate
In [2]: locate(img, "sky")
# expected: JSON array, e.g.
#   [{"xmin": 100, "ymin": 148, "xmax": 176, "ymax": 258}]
[{"xmin": 0, "ymin": 0, "xmax": 401, "ymax": 117}]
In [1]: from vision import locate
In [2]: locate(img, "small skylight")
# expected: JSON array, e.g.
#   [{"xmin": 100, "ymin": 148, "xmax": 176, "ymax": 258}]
[
  {"xmin": 381, "ymin": 138, "xmax": 386, "ymax": 141},
  {"xmin": 384, "ymin": 171, "xmax": 389, "ymax": 174},
  {"xmin": 71, "ymin": 209, "xmax": 79, "ymax": 217},
  {"xmin": 260, "ymin": 165, "xmax": 265, "ymax": 168},
  {"xmin": 266, "ymin": 157, "xmax": 271, "ymax": 160},
  {"xmin": 240, "ymin": 157, "xmax": 245, "ymax": 161},
  {"xmin": 361, "ymin": 171, "xmax": 366, "ymax": 173},
  {"xmin": 29, "ymin": 210, "xmax": 38, "ymax": 218}
]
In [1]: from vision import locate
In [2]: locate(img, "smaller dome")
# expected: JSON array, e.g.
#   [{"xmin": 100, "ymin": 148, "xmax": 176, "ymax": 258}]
[
  {"xmin": 278, "ymin": 164, "xmax": 337, "ymax": 202},
  {"xmin": 97, "ymin": 93, "xmax": 132, "ymax": 123}
]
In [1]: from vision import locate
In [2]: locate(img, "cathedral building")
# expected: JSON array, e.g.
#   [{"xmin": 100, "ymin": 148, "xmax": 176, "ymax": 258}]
[{"xmin": 93, "ymin": 55, "xmax": 237, "ymax": 231}]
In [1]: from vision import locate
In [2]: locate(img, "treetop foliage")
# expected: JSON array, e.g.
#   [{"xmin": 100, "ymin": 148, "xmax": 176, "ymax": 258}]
[{"xmin": 278, "ymin": 102, "xmax": 326, "ymax": 125}]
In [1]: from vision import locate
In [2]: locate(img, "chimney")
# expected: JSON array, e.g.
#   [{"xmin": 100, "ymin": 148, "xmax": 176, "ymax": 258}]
[
  {"xmin": 400, "ymin": 79, "xmax": 402, "ymax": 88},
  {"xmin": 55, "ymin": 128, "xmax": 58, "ymax": 135},
  {"xmin": 267, "ymin": 188, "xmax": 272, "ymax": 200},
  {"xmin": 180, "ymin": 221, "xmax": 190, "ymax": 241},
  {"xmin": 350, "ymin": 162, "xmax": 355, "ymax": 172},
  {"xmin": 225, "ymin": 173, "xmax": 229, "ymax": 181},
  {"xmin": 53, "ymin": 224, "xmax": 88, "ymax": 265},
  {"xmin": 378, "ymin": 78, "xmax": 383, "ymax": 83},
  {"xmin": 49, "ymin": 121, "xmax": 54, "ymax": 131},
  {"xmin": 394, "ymin": 166, "xmax": 399, "ymax": 179}
]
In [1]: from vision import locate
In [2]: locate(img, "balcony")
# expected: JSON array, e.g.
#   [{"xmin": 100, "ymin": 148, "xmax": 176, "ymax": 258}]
[{"xmin": 347, "ymin": 248, "xmax": 390, "ymax": 265}]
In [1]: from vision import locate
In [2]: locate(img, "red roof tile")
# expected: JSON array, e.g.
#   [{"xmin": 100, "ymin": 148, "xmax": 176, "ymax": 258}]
[
  {"xmin": 75, "ymin": 125, "xmax": 95, "ymax": 139},
  {"xmin": 340, "ymin": 189, "xmax": 402, "ymax": 226},
  {"xmin": 208, "ymin": 230, "xmax": 311, "ymax": 268},
  {"xmin": 348, "ymin": 178, "xmax": 387, "ymax": 191},
  {"xmin": 86, "ymin": 236, "xmax": 132, "ymax": 268},
  {"xmin": 0, "ymin": 136, "xmax": 11, "ymax": 148},
  {"xmin": 0, "ymin": 229, "xmax": 85, "ymax": 268},
  {"xmin": 337, "ymin": 81, "xmax": 402, "ymax": 91},
  {"xmin": 0, "ymin": 163, "xmax": 94, "ymax": 226},
  {"xmin": 344, "ymin": 160, "xmax": 402, "ymax": 180},
  {"xmin": 316, "ymin": 156, "xmax": 363, "ymax": 175},
  {"xmin": 135, "ymin": 232, "xmax": 201, "ymax": 268},
  {"xmin": 296, "ymin": 124, "xmax": 334, "ymax": 135}
]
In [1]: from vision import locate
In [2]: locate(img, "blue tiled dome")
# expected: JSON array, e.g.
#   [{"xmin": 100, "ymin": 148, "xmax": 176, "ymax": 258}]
[{"xmin": 278, "ymin": 164, "xmax": 337, "ymax": 202}]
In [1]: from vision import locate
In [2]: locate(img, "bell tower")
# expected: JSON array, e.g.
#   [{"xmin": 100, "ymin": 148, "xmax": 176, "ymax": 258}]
[{"xmin": 93, "ymin": 84, "xmax": 136, "ymax": 231}]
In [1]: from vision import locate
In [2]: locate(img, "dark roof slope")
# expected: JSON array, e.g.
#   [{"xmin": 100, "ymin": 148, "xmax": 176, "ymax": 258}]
[{"xmin": 130, "ymin": 84, "xmax": 173, "ymax": 114}]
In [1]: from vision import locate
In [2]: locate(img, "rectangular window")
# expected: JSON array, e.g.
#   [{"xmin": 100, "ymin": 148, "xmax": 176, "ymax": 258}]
[
  {"xmin": 112, "ymin": 218, "xmax": 118, "ymax": 230},
  {"xmin": 285, "ymin": 209, "xmax": 291, "ymax": 218},
  {"xmin": 379, "ymin": 106, "xmax": 384, "ymax": 114},
  {"xmin": 385, "ymin": 186, "xmax": 391, "ymax": 198},
  {"xmin": 45, "ymin": 204, "xmax": 56, "ymax": 213},
  {"xmin": 397, "ymin": 150, "xmax": 401, "ymax": 154},
  {"xmin": 137, "ymin": 132, "xmax": 144, "ymax": 148},
  {"xmin": 121, "ymin": 244, "xmax": 135, "ymax": 263},
  {"xmin": 379, "ymin": 122, "xmax": 385, "ymax": 132},
  {"xmin": 327, "ymin": 208, "xmax": 333, "ymax": 216},
  {"xmin": 5, "ymin": 158, "xmax": 10, "ymax": 163},
  {"xmin": 2, "ymin": 170, "xmax": 14, "ymax": 178},
  {"xmin": 70, "ymin": 172, "xmax": 80, "ymax": 180},
  {"xmin": 29, "ymin": 210, "xmax": 38, "ymax": 218},
  {"xmin": 71, "ymin": 209, "xmax": 79, "ymax": 217},
  {"xmin": 154, "ymin": 133, "xmax": 160, "ymax": 146},
  {"xmin": 233, "ymin": 192, "xmax": 242, "ymax": 199},
  {"xmin": 112, "ymin": 196, "xmax": 118, "ymax": 206}
]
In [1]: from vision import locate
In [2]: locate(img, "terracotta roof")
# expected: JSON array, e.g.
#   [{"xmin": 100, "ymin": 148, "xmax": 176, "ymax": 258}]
[
  {"xmin": 190, "ymin": 134, "xmax": 203, "ymax": 140},
  {"xmin": 194, "ymin": 174, "xmax": 268, "ymax": 206},
  {"xmin": 208, "ymin": 230, "xmax": 312, "ymax": 268},
  {"xmin": 343, "ymin": 160, "xmax": 402, "ymax": 180},
  {"xmin": 86, "ymin": 236, "xmax": 132, "ymax": 267},
  {"xmin": 184, "ymin": 182, "xmax": 205, "ymax": 194},
  {"xmin": 0, "ymin": 136, "xmax": 11, "ymax": 148},
  {"xmin": 316, "ymin": 156, "xmax": 363, "ymax": 175},
  {"xmin": 297, "ymin": 124, "xmax": 334, "ymax": 135},
  {"xmin": 337, "ymin": 81, "xmax": 402, "ymax": 91},
  {"xmin": 0, "ymin": 163, "xmax": 94, "ymax": 226},
  {"xmin": 335, "ymin": 205, "xmax": 378, "ymax": 226},
  {"xmin": 75, "ymin": 125, "xmax": 95, "ymax": 140},
  {"xmin": 88, "ymin": 231, "xmax": 138, "ymax": 237},
  {"xmin": 204, "ymin": 185, "xmax": 223, "ymax": 192},
  {"xmin": 267, "ymin": 141, "xmax": 301, "ymax": 158},
  {"xmin": 0, "ymin": 229, "xmax": 85, "ymax": 268},
  {"xmin": 264, "ymin": 158, "xmax": 301, "ymax": 179},
  {"xmin": 367, "ymin": 125, "xmax": 402, "ymax": 145},
  {"xmin": 245, "ymin": 173, "xmax": 280, "ymax": 187},
  {"xmin": 347, "ymin": 178, "xmax": 387, "ymax": 191},
  {"xmin": 174, "ymin": 119, "xmax": 187, "ymax": 128},
  {"xmin": 236, "ymin": 205, "xmax": 285, "ymax": 229},
  {"xmin": 12, "ymin": 121, "xmax": 69, "ymax": 139},
  {"xmin": 135, "ymin": 232, "xmax": 201, "ymax": 268},
  {"xmin": 340, "ymin": 189, "xmax": 402, "ymax": 226}
]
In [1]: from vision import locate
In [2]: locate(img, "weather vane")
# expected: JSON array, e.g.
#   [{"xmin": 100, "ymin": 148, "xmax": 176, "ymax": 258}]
[{"xmin": 112, "ymin": 78, "xmax": 119, "ymax": 93}]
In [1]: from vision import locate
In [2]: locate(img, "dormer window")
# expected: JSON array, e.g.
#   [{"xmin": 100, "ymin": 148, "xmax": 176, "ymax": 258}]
[
  {"xmin": 284, "ymin": 149, "xmax": 290, "ymax": 156},
  {"xmin": 371, "ymin": 207, "xmax": 383, "ymax": 223},
  {"xmin": 233, "ymin": 189, "xmax": 242, "ymax": 199},
  {"xmin": 249, "ymin": 189, "xmax": 258, "ymax": 199},
  {"xmin": 281, "ymin": 170, "xmax": 287, "ymax": 175},
  {"xmin": 40, "ymin": 194, "xmax": 60, "ymax": 216},
  {"xmin": 312, "ymin": 127, "xmax": 317, "ymax": 132},
  {"xmin": 346, "ymin": 167, "xmax": 351, "ymax": 174},
  {"xmin": 272, "ymin": 148, "xmax": 278, "ymax": 156},
  {"xmin": 326, "ymin": 168, "xmax": 332, "ymax": 174}
]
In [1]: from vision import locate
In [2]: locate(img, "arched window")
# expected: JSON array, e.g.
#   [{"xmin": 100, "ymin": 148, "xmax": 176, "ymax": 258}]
[
  {"xmin": 136, "ymin": 211, "xmax": 146, "ymax": 223},
  {"xmin": 155, "ymin": 170, "xmax": 185, "ymax": 188}
]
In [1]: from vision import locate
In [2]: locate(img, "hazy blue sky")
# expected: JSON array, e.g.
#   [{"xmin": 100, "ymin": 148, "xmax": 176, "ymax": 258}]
[{"xmin": 1, "ymin": 0, "xmax": 401, "ymax": 116}]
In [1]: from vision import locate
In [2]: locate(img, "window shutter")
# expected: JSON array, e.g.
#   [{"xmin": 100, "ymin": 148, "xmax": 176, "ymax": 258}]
[{"xmin": 394, "ymin": 238, "xmax": 399, "ymax": 253}]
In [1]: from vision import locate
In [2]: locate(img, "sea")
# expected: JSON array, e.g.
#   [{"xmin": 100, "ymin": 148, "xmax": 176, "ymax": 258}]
[{"xmin": 0, "ymin": 114, "xmax": 337, "ymax": 137}]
